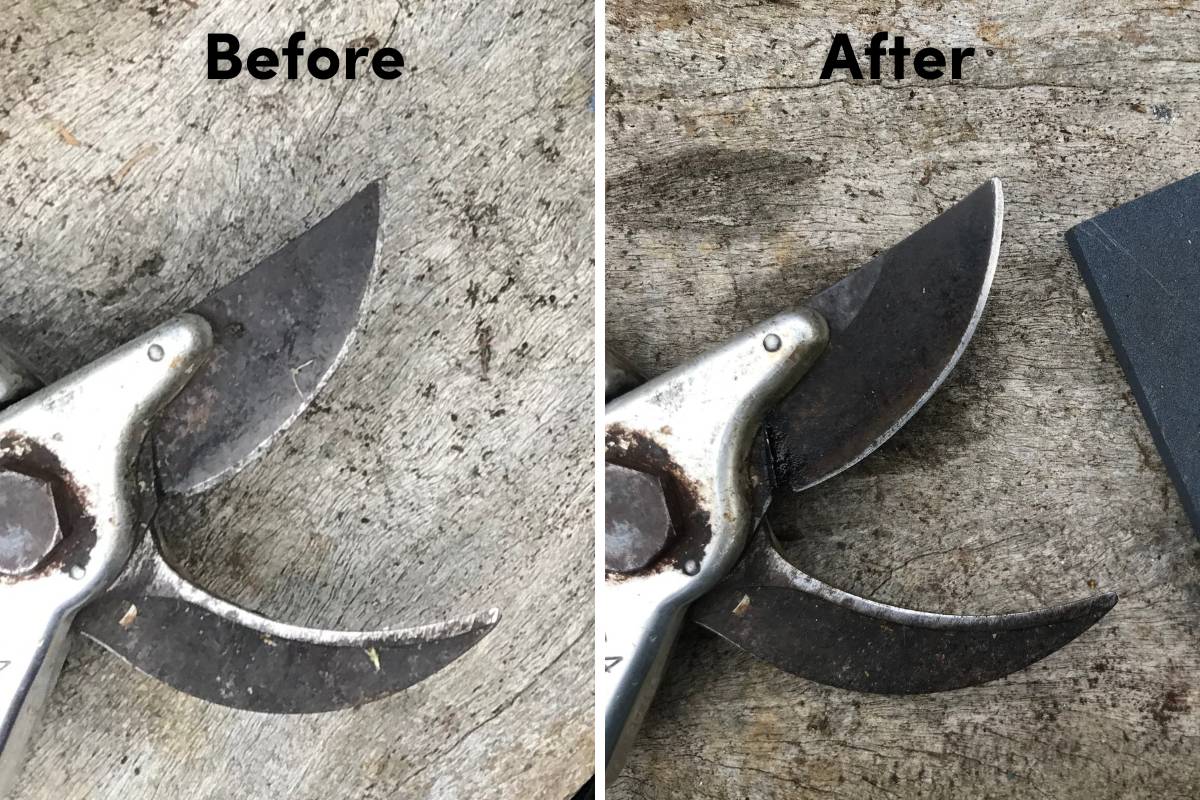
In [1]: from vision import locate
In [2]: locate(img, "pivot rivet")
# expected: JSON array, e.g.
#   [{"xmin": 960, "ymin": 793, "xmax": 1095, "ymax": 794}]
[
  {"xmin": 0, "ymin": 470, "xmax": 63, "ymax": 576},
  {"xmin": 606, "ymin": 463, "xmax": 675, "ymax": 574}
]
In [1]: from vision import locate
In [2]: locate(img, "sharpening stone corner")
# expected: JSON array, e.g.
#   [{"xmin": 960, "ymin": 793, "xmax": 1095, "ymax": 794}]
[{"xmin": 1067, "ymin": 172, "xmax": 1200, "ymax": 535}]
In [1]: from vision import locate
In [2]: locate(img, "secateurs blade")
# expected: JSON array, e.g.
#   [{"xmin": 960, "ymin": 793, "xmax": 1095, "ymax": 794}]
[
  {"xmin": 603, "ymin": 179, "xmax": 1116, "ymax": 781},
  {"xmin": 0, "ymin": 183, "xmax": 499, "ymax": 796}
]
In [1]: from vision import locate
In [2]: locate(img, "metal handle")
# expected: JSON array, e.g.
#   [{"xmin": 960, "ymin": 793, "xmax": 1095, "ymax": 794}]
[
  {"xmin": 0, "ymin": 316, "xmax": 213, "ymax": 796},
  {"xmin": 604, "ymin": 349, "xmax": 687, "ymax": 781},
  {"xmin": 603, "ymin": 347, "xmax": 669, "ymax": 775},
  {"xmin": 0, "ymin": 340, "xmax": 58, "ymax": 797},
  {"xmin": 602, "ymin": 585, "xmax": 687, "ymax": 780},
  {"xmin": 603, "ymin": 310, "xmax": 829, "ymax": 785},
  {"xmin": 0, "ymin": 595, "xmax": 74, "ymax": 797}
]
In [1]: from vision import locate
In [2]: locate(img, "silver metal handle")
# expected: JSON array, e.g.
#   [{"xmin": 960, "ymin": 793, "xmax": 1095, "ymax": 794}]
[
  {"xmin": 0, "ymin": 596, "xmax": 74, "ymax": 796},
  {"xmin": 603, "ymin": 348, "xmax": 677, "ymax": 778},
  {"xmin": 602, "ymin": 586, "xmax": 687, "ymax": 779},
  {"xmin": 603, "ymin": 349, "xmax": 681, "ymax": 773},
  {"xmin": 0, "ymin": 316, "xmax": 213, "ymax": 797},
  {"xmin": 0, "ymin": 342, "xmax": 61, "ymax": 796},
  {"xmin": 603, "ymin": 310, "xmax": 829, "ymax": 784}
]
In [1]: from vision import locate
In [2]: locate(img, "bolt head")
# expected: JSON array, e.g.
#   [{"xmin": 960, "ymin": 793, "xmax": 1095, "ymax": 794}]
[
  {"xmin": 605, "ymin": 462, "xmax": 675, "ymax": 574},
  {"xmin": 0, "ymin": 470, "xmax": 63, "ymax": 576}
]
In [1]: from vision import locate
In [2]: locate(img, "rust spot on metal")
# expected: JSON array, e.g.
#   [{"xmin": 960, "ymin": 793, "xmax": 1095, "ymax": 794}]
[{"xmin": 0, "ymin": 433, "xmax": 98, "ymax": 582}]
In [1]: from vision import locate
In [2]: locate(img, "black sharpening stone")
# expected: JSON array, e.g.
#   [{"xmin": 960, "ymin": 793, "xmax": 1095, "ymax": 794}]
[{"xmin": 1067, "ymin": 172, "xmax": 1200, "ymax": 535}]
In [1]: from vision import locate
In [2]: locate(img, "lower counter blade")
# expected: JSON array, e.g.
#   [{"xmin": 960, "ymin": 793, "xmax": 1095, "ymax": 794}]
[
  {"xmin": 691, "ymin": 524, "xmax": 1116, "ymax": 694},
  {"xmin": 76, "ymin": 538, "xmax": 499, "ymax": 713}
]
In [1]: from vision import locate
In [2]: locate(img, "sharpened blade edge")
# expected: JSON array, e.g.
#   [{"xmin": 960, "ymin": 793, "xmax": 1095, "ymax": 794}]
[{"xmin": 795, "ymin": 178, "xmax": 1002, "ymax": 492}]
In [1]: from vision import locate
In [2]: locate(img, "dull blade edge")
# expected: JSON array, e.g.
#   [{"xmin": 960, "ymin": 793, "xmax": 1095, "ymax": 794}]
[{"xmin": 153, "ymin": 182, "xmax": 384, "ymax": 496}]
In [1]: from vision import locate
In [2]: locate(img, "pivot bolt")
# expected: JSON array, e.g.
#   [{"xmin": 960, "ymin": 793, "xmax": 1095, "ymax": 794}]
[
  {"xmin": 605, "ymin": 462, "xmax": 675, "ymax": 574},
  {"xmin": 0, "ymin": 470, "xmax": 63, "ymax": 576}
]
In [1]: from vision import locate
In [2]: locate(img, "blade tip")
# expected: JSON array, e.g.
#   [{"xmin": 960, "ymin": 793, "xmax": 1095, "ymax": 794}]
[
  {"xmin": 343, "ymin": 180, "xmax": 384, "ymax": 226},
  {"xmin": 1057, "ymin": 590, "xmax": 1118, "ymax": 629},
  {"xmin": 359, "ymin": 179, "xmax": 385, "ymax": 212},
  {"xmin": 1094, "ymin": 591, "xmax": 1119, "ymax": 614}
]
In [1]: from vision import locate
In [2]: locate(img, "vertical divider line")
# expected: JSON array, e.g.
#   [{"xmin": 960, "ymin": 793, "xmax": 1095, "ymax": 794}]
[{"xmin": 592, "ymin": 0, "xmax": 607, "ymax": 794}]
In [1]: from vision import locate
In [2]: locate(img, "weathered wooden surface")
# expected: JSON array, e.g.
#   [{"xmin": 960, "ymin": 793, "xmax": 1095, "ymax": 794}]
[
  {"xmin": 607, "ymin": 2, "xmax": 1200, "ymax": 797},
  {"xmin": 0, "ymin": 1, "xmax": 592, "ymax": 798}
]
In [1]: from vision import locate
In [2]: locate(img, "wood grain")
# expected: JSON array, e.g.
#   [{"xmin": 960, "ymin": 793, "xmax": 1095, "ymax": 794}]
[
  {"xmin": 607, "ymin": 1, "xmax": 1200, "ymax": 797},
  {"xmin": 0, "ymin": 1, "xmax": 593, "ymax": 798}
]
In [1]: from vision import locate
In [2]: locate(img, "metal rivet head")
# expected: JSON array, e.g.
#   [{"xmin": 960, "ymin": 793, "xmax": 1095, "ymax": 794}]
[
  {"xmin": 147, "ymin": 344, "xmax": 165, "ymax": 362},
  {"xmin": 763, "ymin": 333, "xmax": 782, "ymax": 352},
  {"xmin": 683, "ymin": 559, "xmax": 700, "ymax": 575}
]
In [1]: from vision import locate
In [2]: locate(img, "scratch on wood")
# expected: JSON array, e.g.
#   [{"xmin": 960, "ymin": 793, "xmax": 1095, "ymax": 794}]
[
  {"xmin": 44, "ymin": 117, "xmax": 80, "ymax": 146},
  {"xmin": 110, "ymin": 143, "xmax": 160, "ymax": 187}
]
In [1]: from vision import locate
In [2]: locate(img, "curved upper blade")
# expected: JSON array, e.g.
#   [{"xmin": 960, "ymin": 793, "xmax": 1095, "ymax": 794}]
[
  {"xmin": 76, "ymin": 536, "xmax": 499, "ymax": 713},
  {"xmin": 154, "ymin": 183, "xmax": 381, "ymax": 495},
  {"xmin": 692, "ymin": 522, "xmax": 1116, "ymax": 693},
  {"xmin": 767, "ymin": 179, "xmax": 1002, "ymax": 492}
]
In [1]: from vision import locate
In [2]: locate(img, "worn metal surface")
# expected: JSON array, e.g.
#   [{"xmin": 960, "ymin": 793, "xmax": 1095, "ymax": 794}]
[
  {"xmin": 0, "ymin": 1, "xmax": 593, "ymax": 797},
  {"xmin": 608, "ymin": 1, "xmax": 1200, "ymax": 797},
  {"xmin": 75, "ymin": 191, "xmax": 496, "ymax": 715},
  {"xmin": 154, "ymin": 182, "xmax": 381, "ymax": 497}
]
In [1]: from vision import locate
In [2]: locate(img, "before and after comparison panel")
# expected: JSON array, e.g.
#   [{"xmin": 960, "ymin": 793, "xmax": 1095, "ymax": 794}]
[{"xmin": 1, "ymin": 1, "xmax": 1199, "ymax": 799}]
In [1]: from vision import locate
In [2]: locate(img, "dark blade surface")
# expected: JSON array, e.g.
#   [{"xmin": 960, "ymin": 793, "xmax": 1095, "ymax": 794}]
[
  {"xmin": 766, "ymin": 179, "xmax": 1001, "ymax": 493},
  {"xmin": 1067, "ymin": 172, "xmax": 1200, "ymax": 536},
  {"xmin": 80, "ymin": 596, "xmax": 495, "ymax": 712},
  {"xmin": 77, "ymin": 538, "xmax": 499, "ymax": 713},
  {"xmin": 692, "ymin": 523, "xmax": 1117, "ymax": 693},
  {"xmin": 154, "ymin": 183, "xmax": 380, "ymax": 495}
]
